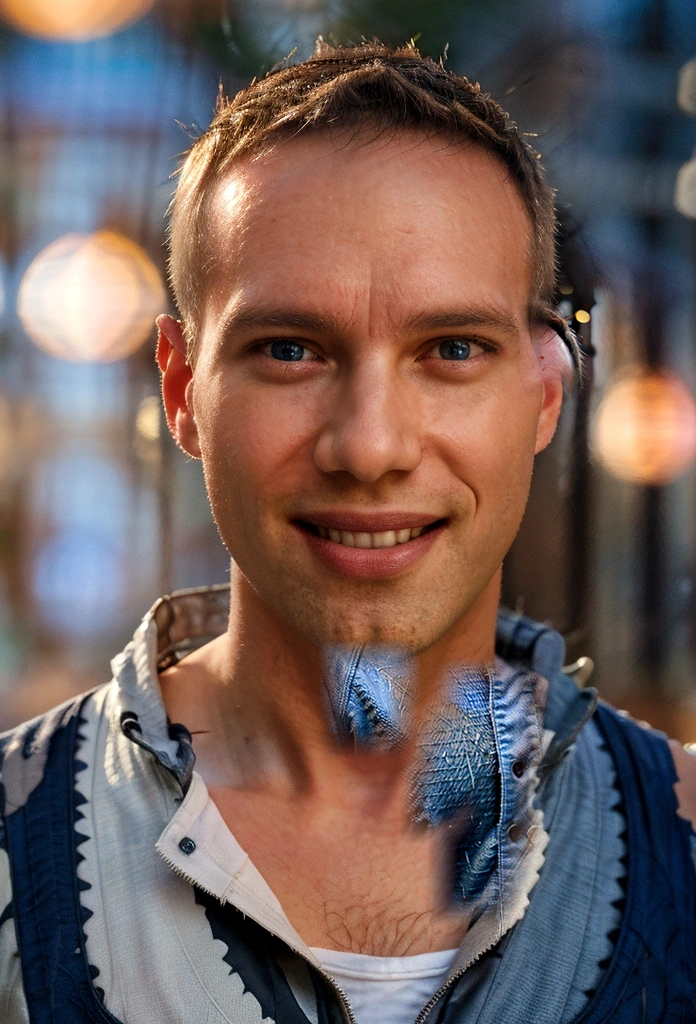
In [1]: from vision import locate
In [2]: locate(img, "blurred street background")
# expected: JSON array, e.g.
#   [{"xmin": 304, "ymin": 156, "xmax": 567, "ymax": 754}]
[{"xmin": 2, "ymin": 0, "xmax": 696, "ymax": 737}]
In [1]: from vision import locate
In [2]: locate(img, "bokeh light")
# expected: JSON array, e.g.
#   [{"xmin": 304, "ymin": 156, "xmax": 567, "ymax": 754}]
[
  {"xmin": 678, "ymin": 57, "xmax": 696, "ymax": 116},
  {"xmin": 18, "ymin": 230, "xmax": 166, "ymax": 363},
  {"xmin": 592, "ymin": 369, "xmax": 696, "ymax": 485},
  {"xmin": 675, "ymin": 157, "xmax": 696, "ymax": 219},
  {"xmin": 0, "ymin": 0, "xmax": 155, "ymax": 41},
  {"xmin": 134, "ymin": 394, "xmax": 163, "ymax": 467},
  {"xmin": 136, "ymin": 395, "xmax": 161, "ymax": 442}
]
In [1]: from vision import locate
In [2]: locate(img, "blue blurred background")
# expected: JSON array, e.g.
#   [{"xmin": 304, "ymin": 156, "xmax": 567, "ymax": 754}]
[{"xmin": 2, "ymin": 0, "xmax": 696, "ymax": 739}]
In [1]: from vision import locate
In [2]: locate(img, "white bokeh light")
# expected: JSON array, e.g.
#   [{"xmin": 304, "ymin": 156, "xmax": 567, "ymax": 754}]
[{"xmin": 18, "ymin": 230, "xmax": 166, "ymax": 363}]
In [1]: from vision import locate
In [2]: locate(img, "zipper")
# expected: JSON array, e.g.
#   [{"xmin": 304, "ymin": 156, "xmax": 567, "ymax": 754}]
[
  {"xmin": 413, "ymin": 934, "xmax": 500, "ymax": 1024},
  {"xmin": 156, "ymin": 845, "xmax": 359, "ymax": 1024}
]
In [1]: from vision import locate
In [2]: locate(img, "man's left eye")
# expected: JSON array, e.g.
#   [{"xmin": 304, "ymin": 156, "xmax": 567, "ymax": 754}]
[
  {"xmin": 437, "ymin": 339, "xmax": 471, "ymax": 360},
  {"xmin": 269, "ymin": 340, "xmax": 308, "ymax": 361},
  {"xmin": 427, "ymin": 338, "xmax": 491, "ymax": 361}
]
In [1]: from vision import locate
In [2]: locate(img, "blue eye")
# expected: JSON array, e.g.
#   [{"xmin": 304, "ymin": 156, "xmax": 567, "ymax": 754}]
[
  {"xmin": 270, "ymin": 340, "xmax": 306, "ymax": 361},
  {"xmin": 438, "ymin": 339, "xmax": 471, "ymax": 360}
]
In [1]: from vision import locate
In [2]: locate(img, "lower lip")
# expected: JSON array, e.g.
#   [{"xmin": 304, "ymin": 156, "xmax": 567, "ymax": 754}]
[{"xmin": 295, "ymin": 523, "xmax": 446, "ymax": 579}]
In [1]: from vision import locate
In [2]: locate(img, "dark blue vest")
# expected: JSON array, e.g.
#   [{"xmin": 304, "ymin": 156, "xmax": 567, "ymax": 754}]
[{"xmin": 1, "ymin": 695, "xmax": 695, "ymax": 1023}]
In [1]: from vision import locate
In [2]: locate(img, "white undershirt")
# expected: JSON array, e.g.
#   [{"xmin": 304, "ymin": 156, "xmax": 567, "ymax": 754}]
[{"xmin": 310, "ymin": 946, "xmax": 457, "ymax": 1024}]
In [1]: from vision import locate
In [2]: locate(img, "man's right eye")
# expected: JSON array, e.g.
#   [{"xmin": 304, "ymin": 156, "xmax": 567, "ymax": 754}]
[{"xmin": 269, "ymin": 340, "xmax": 307, "ymax": 361}]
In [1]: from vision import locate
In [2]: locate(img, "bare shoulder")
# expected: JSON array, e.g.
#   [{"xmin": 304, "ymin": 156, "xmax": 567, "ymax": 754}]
[{"xmin": 669, "ymin": 739, "xmax": 696, "ymax": 830}]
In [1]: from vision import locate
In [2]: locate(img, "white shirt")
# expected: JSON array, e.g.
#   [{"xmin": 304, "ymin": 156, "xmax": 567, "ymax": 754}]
[{"xmin": 311, "ymin": 947, "xmax": 456, "ymax": 1024}]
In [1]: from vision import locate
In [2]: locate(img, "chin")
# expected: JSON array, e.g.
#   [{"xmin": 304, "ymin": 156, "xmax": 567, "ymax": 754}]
[
  {"xmin": 236, "ymin": 545, "xmax": 488, "ymax": 656},
  {"xmin": 287, "ymin": 600, "xmax": 449, "ymax": 655}
]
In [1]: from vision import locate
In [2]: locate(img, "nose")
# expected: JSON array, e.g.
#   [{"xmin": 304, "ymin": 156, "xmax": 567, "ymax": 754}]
[{"xmin": 313, "ymin": 357, "xmax": 422, "ymax": 482}]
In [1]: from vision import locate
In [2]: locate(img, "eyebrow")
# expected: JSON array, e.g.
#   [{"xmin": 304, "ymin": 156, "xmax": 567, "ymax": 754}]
[
  {"xmin": 219, "ymin": 306, "xmax": 344, "ymax": 337},
  {"xmin": 402, "ymin": 307, "xmax": 521, "ymax": 337},
  {"xmin": 219, "ymin": 304, "xmax": 521, "ymax": 339}
]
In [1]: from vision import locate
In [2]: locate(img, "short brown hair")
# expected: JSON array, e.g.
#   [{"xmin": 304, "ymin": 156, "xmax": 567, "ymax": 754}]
[{"xmin": 168, "ymin": 40, "xmax": 573, "ymax": 366}]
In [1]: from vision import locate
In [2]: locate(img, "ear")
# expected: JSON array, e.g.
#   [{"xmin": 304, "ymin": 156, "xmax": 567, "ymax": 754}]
[
  {"xmin": 533, "ymin": 325, "xmax": 568, "ymax": 455},
  {"xmin": 156, "ymin": 314, "xmax": 201, "ymax": 458}
]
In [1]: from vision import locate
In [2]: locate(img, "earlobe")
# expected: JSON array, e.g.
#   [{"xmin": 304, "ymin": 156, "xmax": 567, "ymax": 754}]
[
  {"xmin": 534, "ymin": 372, "xmax": 564, "ymax": 454},
  {"xmin": 533, "ymin": 327, "xmax": 567, "ymax": 455},
  {"xmin": 156, "ymin": 314, "xmax": 201, "ymax": 458}
]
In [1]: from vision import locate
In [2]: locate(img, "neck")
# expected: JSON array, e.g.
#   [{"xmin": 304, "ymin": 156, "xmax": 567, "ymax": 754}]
[{"xmin": 160, "ymin": 565, "xmax": 501, "ymax": 798}]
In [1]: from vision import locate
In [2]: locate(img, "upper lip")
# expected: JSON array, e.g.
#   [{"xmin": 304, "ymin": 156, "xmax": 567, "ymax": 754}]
[{"xmin": 293, "ymin": 511, "xmax": 445, "ymax": 532}]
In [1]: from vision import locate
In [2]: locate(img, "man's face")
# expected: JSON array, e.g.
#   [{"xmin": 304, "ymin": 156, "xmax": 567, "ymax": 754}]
[{"xmin": 177, "ymin": 134, "xmax": 561, "ymax": 653}]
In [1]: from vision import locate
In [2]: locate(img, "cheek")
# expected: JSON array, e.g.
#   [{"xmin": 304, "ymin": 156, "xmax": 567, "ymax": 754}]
[
  {"xmin": 433, "ymin": 373, "xmax": 542, "ymax": 493},
  {"xmin": 195, "ymin": 377, "xmax": 319, "ymax": 504}
]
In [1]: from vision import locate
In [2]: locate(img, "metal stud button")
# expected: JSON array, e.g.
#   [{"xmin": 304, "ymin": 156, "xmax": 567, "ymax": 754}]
[{"xmin": 511, "ymin": 760, "xmax": 526, "ymax": 778}]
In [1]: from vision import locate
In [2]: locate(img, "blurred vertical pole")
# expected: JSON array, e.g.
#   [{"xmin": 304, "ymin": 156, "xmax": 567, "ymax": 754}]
[
  {"xmin": 639, "ymin": 273, "xmax": 668, "ymax": 683},
  {"xmin": 637, "ymin": 0, "xmax": 668, "ymax": 690},
  {"xmin": 2, "ymin": 34, "xmax": 30, "ymax": 627},
  {"xmin": 556, "ymin": 217, "xmax": 600, "ymax": 653},
  {"xmin": 566, "ymin": 317, "xmax": 593, "ymax": 647}
]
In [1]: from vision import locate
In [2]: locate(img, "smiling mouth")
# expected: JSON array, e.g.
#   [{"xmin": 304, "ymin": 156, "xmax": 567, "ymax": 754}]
[{"xmin": 297, "ymin": 520, "xmax": 445, "ymax": 549}]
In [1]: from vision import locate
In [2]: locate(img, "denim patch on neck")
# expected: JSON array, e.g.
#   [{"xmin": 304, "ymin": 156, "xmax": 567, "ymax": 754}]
[
  {"xmin": 322, "ymin": 646, "xmax": 413, "ymax": 748},
  {"xmin": 411, "ymin": 666, "xmax": 500, "ymax": 904},
  {"xmin": 413, "ymin": 662, "xmax": 548, "ymax": 912}
]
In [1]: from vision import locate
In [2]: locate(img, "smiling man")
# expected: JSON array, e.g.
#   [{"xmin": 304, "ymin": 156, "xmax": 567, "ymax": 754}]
[{"xmin": 1, "ymin": 42, "xmax": 695, "ymax": 1024}]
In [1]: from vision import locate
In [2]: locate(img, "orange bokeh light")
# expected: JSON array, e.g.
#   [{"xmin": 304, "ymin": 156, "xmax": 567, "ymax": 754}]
[
  {"xmin": 592, "ymin": 369, "xmax": 696, "ymax": 485},
  {"xmin": 18, "ymin": 230, "xmax": 166, "ymax": 363},
  {"xmin": 0, "ymin": 0, "xmax": 155, "ymax": 41}
]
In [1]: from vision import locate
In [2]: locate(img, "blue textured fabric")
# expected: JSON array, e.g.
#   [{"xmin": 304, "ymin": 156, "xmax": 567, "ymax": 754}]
[
  {"xmin": 412, "ymin": 660, "xmax": 548, "ymax": 914},
  {"xmin": 413, "ymin": 667, "xmax": 499, "ymax": 904},
  {"xmin": 323, "ymin": 646, "xmax": 412, "ymax": 747}
]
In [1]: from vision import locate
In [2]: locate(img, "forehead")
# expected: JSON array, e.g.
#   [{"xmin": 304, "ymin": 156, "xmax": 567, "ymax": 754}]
[{"xmin": 200, "ymin": 133, "xmax": 533, "ymax": 331}]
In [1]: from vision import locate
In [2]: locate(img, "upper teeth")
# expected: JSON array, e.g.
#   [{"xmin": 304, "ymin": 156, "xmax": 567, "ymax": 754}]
[{"xmin": 316, "ymin": 527, "xmax": 424, "ymax": 547}]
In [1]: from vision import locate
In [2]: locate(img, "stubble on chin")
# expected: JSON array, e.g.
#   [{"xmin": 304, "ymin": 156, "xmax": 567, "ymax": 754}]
[{"xmin": 246, "ymin": 558, "xmax": 472, "ymax": 655}]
